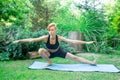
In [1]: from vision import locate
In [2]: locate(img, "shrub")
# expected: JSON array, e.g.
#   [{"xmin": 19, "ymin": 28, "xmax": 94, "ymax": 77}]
[
  {"xmin": 0, "ymin": 52, "xmax": 10, "ymax": 61},
  {"xmin": 8, "ymin": 29, "xmax": 48, "ymax": 60}
]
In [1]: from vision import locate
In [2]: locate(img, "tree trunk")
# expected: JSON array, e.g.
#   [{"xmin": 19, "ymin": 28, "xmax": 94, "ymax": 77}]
[{"xmin": 68, "ymin": 31, "xmax": 84, "ymax": 52}]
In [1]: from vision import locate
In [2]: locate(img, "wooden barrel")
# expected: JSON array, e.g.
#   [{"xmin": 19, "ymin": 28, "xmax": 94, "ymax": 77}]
[{"xmin": 68, "ymin": 31, "xmax": 84, "ymax": 52}]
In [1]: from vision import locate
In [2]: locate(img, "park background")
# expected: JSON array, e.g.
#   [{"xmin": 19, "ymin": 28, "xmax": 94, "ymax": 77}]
[{"xmin": 0, "ymin": 0, "xmax": 120, "ymax": 80}]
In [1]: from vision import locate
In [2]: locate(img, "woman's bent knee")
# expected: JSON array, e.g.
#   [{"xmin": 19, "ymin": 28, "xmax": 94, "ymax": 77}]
[
  {"xmin": 38, "ymin": 48, "xmax": 50, "ymax": 57},
  {"xmin": 38, "ymin": 48, "xmax": 45, "ymax": 54}
]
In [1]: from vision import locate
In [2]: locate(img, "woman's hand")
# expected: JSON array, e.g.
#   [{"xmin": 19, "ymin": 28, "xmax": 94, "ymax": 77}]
[
  {"xmin": 13, "ymin": 40, "xmax": 20, "ymax": 44},
  {"xmin": 86, "ymin": 41, "xmax": 95, "ymax": 44}
]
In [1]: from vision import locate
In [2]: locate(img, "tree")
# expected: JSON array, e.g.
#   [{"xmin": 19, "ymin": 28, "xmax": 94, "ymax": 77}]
[
  {"xmin": 29, "ymin": 0, "xmax": 53, "ymax": 31},
  {"xmin": 0, "ymin": 0, "xmax": 33, "ymax": 27}
]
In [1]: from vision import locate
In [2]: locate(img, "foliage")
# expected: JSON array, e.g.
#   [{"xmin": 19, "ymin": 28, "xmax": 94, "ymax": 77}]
[
  {"xmin": 0, "ymin": 52, "xmax": 10, "ymax": 61},
  {"xmin": 0, "ymin": 28, "xmax": 6, "ymax": 42},
  {"xmin": 52, "ymin": 1, "xmax": 80, "ymax": 32},
  {"xmin": 0, "ymin": 0, "xmax": 120, "ymax": 60},
  {"xmin": 0, "ymin": 0, "xmax": 33, "ymax": 27},
  {"xmin": 8, "ymin": 28, "xmax": 48, "ymax": 60},
  {"xmin": 29, "ymin": 0, "xmax": 53, "ymax": 31},
  {"xmin": 78, "ymin": 10, "xmax": 108, "ymax": 53},
  {"xmin": 104, "ymin": 0, "xmax": 120, "ymax": 52},
  {"xmin": 52, "ymin": 0, "xmax": 110, "ymax": 53}
]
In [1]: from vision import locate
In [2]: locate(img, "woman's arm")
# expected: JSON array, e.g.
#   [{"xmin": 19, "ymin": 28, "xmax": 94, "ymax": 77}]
[
  {"xmin": 13, "ymin": 35, "xmax": 48, "ymax": 43},
  {"xmin": 59, "ymin": 36, "xmax": 94, "ymax": 44}
]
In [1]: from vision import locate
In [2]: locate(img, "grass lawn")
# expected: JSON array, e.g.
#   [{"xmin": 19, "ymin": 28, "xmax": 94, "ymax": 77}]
[{"xmin": 0, "ymin": 53, "xmax": 120, "ymax": 80}]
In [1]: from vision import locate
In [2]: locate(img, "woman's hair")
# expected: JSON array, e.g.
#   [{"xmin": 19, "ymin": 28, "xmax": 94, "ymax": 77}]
[{"xmin": 47, "ymin": 23, "xmax": 56, "ymax": 31}]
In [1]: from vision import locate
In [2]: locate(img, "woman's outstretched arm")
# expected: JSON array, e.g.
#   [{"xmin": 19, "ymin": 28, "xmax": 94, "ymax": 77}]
[
  {"xmin": 13, "ymin": 35, "xmax": 48, "ymax": 43},
  {"xmin": 59, "ymin": 36, "xmax": 94, "ymax": 44}
]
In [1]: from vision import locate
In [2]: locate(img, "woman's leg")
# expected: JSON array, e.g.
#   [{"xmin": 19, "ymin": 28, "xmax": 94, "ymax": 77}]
[
  {"xmin": 38, "ymin": 48, "xmax": 52, "ymax": 66},
  {"xmin": 65, "ymin": 52, "xmax": 96, "ymax": 65}
]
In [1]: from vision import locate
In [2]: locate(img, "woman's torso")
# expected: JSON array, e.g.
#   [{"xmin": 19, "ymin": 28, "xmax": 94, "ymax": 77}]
[{"xmin": 46, "ymin": 35, "xmax": 59, "ymax": 52}]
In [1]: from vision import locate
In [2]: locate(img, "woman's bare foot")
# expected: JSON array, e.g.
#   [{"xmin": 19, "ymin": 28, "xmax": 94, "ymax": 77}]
[
  {"xmin": 45, "ymin": 62, "xmax": 52, "ymax": 67},
  {"xmin": 90, "ymin": 55, "xmax": 97, "ymax": 66}
]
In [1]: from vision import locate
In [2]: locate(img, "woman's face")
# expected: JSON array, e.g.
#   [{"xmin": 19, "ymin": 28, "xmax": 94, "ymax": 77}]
[{"xmin": 49, "ymin": 26, "xmax": 56, "ymax": 35}]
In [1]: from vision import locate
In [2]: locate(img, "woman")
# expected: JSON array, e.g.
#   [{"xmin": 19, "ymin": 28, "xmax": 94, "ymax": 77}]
[{"xmin": 13, "ymin": 23, "xmax": 96, "ymax": 66}]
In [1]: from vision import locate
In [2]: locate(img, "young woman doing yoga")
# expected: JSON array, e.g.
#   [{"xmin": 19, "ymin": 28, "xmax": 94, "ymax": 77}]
[{"xmin": 13, "ymin": 23, "xmax": 97, "ymax": 66}]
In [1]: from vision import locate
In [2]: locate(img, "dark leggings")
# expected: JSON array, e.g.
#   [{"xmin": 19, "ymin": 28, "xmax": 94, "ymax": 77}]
[{"xmin": 49, "ymin": 48, "xmax": 67, "ymax": 58}]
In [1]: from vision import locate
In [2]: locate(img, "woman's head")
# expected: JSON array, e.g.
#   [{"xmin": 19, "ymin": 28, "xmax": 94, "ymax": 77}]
[
  {"xmin": 47, "ymin": 23, "xmax": 56, "ymax": 31},
  {"xmin": 47, "ymin": 23, "xmax": 57, "ymax": 35}
]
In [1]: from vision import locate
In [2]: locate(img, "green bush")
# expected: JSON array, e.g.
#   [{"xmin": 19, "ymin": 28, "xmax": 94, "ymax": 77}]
[
  {"xmin": 0, "ymin": 52, "xmax": 10, "ymax": 61},
  {"xmin": 0, "ymin": 28, "xmax": 6, "ymax": 42},
  {"xmin": 8, "ymin": 29, "xmax": 48, "ymax": 60}
]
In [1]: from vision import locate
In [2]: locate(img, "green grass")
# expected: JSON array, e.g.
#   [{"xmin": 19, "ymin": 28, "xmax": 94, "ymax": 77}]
[{"xmin": 0, "ymin": 53, "xmax": 120, "ymax": 80}]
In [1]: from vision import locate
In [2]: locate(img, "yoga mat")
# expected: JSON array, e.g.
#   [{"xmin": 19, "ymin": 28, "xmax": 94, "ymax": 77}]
[{"xmin": 28, "ymin": 61, "xmax": 120, "ymax": 73}]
